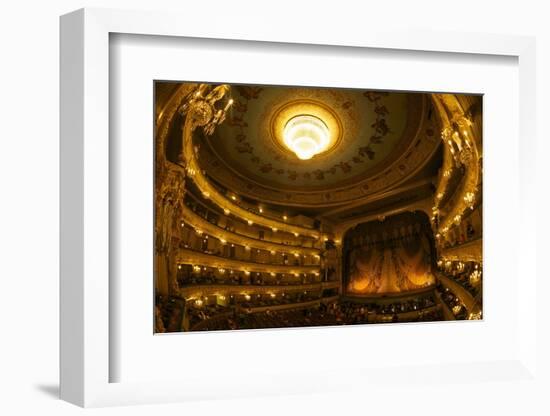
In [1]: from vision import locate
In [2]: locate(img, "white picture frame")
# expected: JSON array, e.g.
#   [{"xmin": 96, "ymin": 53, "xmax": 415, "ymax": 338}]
[{"xmin": 60, "ymin": 7, "xmax": 540, "ymax": 408}]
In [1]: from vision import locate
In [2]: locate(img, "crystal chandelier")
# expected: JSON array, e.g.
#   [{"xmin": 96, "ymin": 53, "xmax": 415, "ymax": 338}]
[{"xmin": 283, "ymin": 115, "xmax": 330, "ymax": 160}]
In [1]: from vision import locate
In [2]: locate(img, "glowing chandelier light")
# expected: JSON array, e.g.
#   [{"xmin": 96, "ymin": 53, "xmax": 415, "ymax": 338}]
[{"xmin": 283, "ymin": 115, "xmax": 330, "ymax": 160}]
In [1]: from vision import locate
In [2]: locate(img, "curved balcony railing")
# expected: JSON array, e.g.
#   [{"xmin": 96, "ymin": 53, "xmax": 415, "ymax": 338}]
[
  {"xmin": 181, "ymin": 100, "xmax": 322, "ymax": 239},
  {"xmin": 183, "ymin": 191, "xmax": 319, "ymax": 247},
  {"xmin": 434, "ymin": 289, "xmax": 456, "ymax": 320},
  {"xmin": 436, "ymin": 273, "xmax": 480, "ymax": 314},
  {"xmin": 179, "ymin": 281, "xmax": 339, "ymax": 299},
  {"xmin": 175, "ymin": 248, "xmax": 320, "ymax": 275},
  {"xmin": 367, "ymin": 304, "xmax": 441, "ymax": 323},
  {"xmin": 180, "ymin": 203, "xmax": 320, "ymax": 256},
  {"xmin": 440, "ymin": 237, "xmax": 482, "ymax": 262},
  {"xmin": 188, "ymin": 295, "xmax": 341, "ymax": 331},
  {"xmin": 431, "ymin": 95, "xmax": 481, "ymax": 238}
]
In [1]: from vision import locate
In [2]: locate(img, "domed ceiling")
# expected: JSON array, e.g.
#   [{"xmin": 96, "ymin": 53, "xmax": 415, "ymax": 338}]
[{"xmin": 195, "ymin": 85, "xmax": 440, "ymax": 208}]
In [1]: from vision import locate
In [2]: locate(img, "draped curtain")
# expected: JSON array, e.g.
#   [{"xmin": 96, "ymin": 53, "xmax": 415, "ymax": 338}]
[{"xmin": 347, "ymin": 233, "xmax": 435, "ymax": 295}]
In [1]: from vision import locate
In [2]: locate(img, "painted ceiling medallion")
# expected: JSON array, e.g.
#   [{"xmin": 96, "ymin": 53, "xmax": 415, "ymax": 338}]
[
  {"xmin": 283, "ymin": 115, "xmax": 331, "ymax": 160},
  {"xmin": 206, "ymin": 86, "xmax": 430, "ymax": 200}
]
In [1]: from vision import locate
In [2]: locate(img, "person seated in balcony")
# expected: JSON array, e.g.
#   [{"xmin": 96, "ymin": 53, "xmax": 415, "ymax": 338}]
[{"xmin": 466, "ymin": 221, "xmax": 475, "ymax": 239}]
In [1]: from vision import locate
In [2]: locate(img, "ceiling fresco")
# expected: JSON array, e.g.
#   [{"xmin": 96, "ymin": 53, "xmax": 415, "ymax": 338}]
[
  {"xmin": 195, "ymin": 85, "xmax": 440, "ymax": 207},
  {"xmin": 204, "ymin": 85, "xmax": 425, "ymax": 190}
]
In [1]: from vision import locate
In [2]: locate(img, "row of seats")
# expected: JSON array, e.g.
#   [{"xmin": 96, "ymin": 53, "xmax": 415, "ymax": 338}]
[
  {"xmin": 437, "ymin": 260, "xmax": 482, "ymax": 299},
  {"xmin": 193, "ymin": 302, "xmax": 444, "ymax": 331},
  {"xmin": 179, "ymin": 292, "xmax": 442, "ymax": 332},
  {"xmin": 184, "ymin": 185, "xmax": 319, "ymax": 247},
  {"xmin": 176, "ymin": 266, "xmax": 337, "ymax": 287},
  {"xmin": 436, "ymin": 282, "xmax": 468, "ymax": 319}
]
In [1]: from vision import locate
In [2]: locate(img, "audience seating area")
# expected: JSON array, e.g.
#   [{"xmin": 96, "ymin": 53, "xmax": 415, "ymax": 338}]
[
  {"xmin": 156, "ymin": 291, "xmax": 444, "ymax": 333},
  {"xmin": 436, "ymin": 282, "xmax": 468, "ymax": 320}
]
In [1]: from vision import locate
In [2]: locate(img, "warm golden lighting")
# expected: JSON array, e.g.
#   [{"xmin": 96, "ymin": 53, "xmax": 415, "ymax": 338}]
[
  {"xmin": 464, "ymin": 191, "xmax": 476, "ymax": 209},
  {"xmin": 155, "ymin": 83, "xmax": 484, "ymax": 332},
  {"xmin": 468, "ymin": 311, "xmax": 482, "ymax": 320},
  {"xmin": 470, "ymin": 270, "xmax": 481, "ymax": 285},
  {"xmin": 283, "ymin": 115, "xmax": 330, "ymax": 160},
  {"xmin": 224, "ymin": 99, "xmax": 234, "ymax": 111}
]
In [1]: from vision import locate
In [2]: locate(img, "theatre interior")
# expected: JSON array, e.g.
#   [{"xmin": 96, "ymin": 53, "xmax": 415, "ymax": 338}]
[{"xmin": 154, "ymin": 82, "xmax": 482, "ymax": 333}]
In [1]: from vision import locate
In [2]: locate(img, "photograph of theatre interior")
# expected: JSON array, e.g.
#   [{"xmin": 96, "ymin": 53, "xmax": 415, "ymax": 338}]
[{"xmin": 154, "ymin": 81, "xmax": 482, "ymax": 333}]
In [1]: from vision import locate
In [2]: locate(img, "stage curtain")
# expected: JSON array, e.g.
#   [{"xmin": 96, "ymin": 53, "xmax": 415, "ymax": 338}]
[{"xmin": 347, "ymin": 233, "xmax": 434, "ymax": 295}]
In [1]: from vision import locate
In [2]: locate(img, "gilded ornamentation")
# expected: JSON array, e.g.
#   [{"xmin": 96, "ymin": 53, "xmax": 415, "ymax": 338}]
[
  {"xmin": 155, "ymin": 163, "xmax": 186, "ymax": 255},
  {"xmin": 441, "ymin": 238, "xmax": 482, "ymax": 262},
  {"xmin": 225, "ymin": 89, "xmax": 394, "ymax": 181},
  {"xmin": 431, "ymin": 96, "xmax": 481, "ymax": 240},
  {"xmin": 179, "ymin": 84, "xmax": 232, "ymax": 136},
  {"xmin": 196, "ymin": 91, "xmax": 437, "ymax": 207},
  {"xmin": 179, "ymin": 85, "xmax": 321, "ymax": 237},
  {"xmin": 178, "ymin": 203, "xmax": 320, "ymax": 256},
  {"xmin": 175, "ymin": 248, "xmax": 319, "ymax": 275},
  {"xmin": 156, "ymin": 83, "xmax": 232, "ymax": 294}
]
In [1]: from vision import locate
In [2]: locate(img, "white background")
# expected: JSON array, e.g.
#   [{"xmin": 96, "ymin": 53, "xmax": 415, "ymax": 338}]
[{"xmin": 1, "ymin": 0, "xmax": 548, "ymax": 415}]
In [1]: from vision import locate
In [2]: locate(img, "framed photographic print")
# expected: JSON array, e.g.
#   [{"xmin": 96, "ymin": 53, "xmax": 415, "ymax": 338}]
[
  {"xmin": 60, "ymin": 7, "xmax": 541, "ymax": 409},
  {"xmin": 153, "ymin": 81, "xmax": 482, "ymax": 334}
]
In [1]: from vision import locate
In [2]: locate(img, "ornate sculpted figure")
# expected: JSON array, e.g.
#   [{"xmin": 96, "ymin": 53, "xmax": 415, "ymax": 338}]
[
  {"xmin": 156, "ymin": 165, "xmax": 186, "ymax": 255},
  {"xmin": 156, "ymin": 84, "xmax": 233, "ymax": 295}
]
